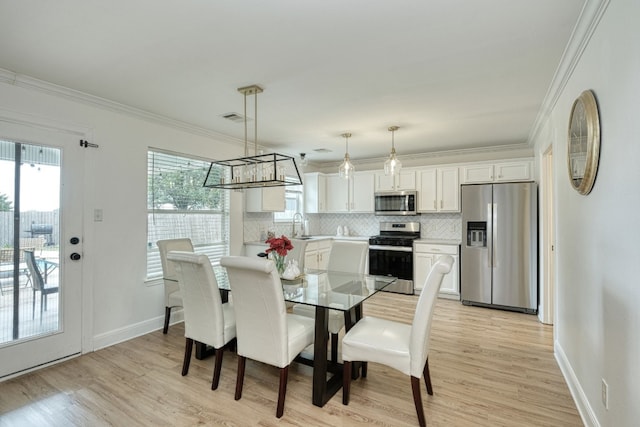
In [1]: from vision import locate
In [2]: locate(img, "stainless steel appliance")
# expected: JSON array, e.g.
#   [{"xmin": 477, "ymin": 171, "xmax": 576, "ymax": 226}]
[
  {"xmin": 369, "ymin": 221, "xmax": 420, "ymax": 294},
  {"xmin": 374, "ymin": 191, "xmax": 418, "ymax": 216},
  {"xmin": 460, "ymin": 182, "xmax": 537, "ymax": 313}
]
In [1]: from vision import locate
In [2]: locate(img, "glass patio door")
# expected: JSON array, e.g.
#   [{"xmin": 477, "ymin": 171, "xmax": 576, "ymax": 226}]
[{"xmin": 0, "ymin": 120, "xmax": 84, "ymax": 379}]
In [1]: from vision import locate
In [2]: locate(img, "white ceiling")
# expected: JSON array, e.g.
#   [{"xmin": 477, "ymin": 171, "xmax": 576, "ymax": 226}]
[{"xmin": 0, "ymin": 0, "xmax": 586, "ymax": 164}]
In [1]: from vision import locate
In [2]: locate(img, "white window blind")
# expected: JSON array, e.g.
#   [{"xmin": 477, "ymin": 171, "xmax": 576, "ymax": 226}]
[{"xmin": 146, "ymin": 149, "xmax": 229, "ymax": 279}]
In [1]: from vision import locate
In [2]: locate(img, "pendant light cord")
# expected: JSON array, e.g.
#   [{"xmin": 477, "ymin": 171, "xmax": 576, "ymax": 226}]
[
  {"xmin": 254, "ymin": 90, "xmax": 258, "ymax": 156},
  {"xmin": 243, "ymin": 91, "xmax": 248, "ymax": 157}
]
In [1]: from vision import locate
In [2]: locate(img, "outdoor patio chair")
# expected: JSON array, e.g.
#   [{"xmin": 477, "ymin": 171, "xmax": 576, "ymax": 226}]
[{"xmin": 24, "ymin": 249, "xmax": 59, "ymax": 320}]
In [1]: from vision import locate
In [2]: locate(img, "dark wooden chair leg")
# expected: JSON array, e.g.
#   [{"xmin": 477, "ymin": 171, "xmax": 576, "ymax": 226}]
[
  {"xmin": 182, "ymin": 338, "xmax": 193, "ymax": 376},
  {"xmin": 424, "ymin": 357, "xmax": 433, "ymax": 395},
  {"xmin": 235, "ymin": 356, "xmax": 246, "ymax": 400},
  {"xmin": 163, "ymin": 306, "xmax": 172, "ymax": 334},
  {"xmin": 411, "ymin": 376, "xmax": 426, "ymax": 427},
  {"xmin": 361, "ymin": 361, "xmax": 368, "ymax": 378},
  {"xmin": 276, "ymin": 366, "xmax": 289, "ymax": 418},
  {"xmin": 342, "ymin": 360, "xmax": 352, "ymax": 405},
  {"xmin": 211, "ymin": 348, "xmax": 224, "ymax": 390},
  {"xmin": 331, "ymin": 333, "xmax": 339, "ymax": 362}
]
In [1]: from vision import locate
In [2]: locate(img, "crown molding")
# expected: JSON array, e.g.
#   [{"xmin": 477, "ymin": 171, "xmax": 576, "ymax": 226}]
[
  {"xmin": 528, "ymin": 0, "xmax": 611, "ymax": 144},
  {"xmin": 0, "ymin": 68, "xmax": 244, "ymax": 146}
]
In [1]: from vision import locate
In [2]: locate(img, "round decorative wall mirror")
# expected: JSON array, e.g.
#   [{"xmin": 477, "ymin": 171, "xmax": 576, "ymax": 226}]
[{"xmin": 567, "ymin": 90, "xmax": 600, "ymax": 195}]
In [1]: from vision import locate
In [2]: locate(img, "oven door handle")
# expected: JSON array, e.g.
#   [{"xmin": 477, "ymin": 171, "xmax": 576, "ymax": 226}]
[{"xmin": 369, "ymin": 245, "xmax": 413, "ymax": 252}]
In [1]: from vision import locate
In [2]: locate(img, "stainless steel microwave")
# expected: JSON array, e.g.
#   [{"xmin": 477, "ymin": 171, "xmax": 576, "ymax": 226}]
[{"xmin": 374, "ymin": 191, "xmax": 418, "ymax": 216}]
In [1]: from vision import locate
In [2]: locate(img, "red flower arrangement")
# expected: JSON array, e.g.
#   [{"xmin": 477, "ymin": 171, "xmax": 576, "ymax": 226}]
[
  {"xmin": 265, "ymin": 235, "xmax": 294, "ymax": 275},
  {"xmin": 265, "ymin": 235, "xmax": 294, "ymax": 257}
]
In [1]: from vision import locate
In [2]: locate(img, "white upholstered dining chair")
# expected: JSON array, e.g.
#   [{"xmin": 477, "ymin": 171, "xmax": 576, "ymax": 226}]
[
  {"xmin": 157, "ymin": 238, "xmax": 194, "ymax": 334},
  {"xmin": 341, "ymin": 255, "xmax": 454, "ymax": 427},
  {"xmin": 220, "ymin": 255, "xmax": 315, "ymax": 419},
  {"xmin": 167, "ymin": 251, "xmax": 236, "ymax": 390},
  {"xmin": 292, "ymin": 240, "xmax": 368, "ymax": 361}
]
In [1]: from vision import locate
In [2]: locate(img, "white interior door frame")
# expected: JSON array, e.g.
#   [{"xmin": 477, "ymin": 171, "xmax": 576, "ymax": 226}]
[{"xmin": 539, "ymin": 144, "xmax": 555, "ymax": 325}]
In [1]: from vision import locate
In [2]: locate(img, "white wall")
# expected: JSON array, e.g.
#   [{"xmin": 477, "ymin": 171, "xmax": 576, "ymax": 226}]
[
  {"xmin": 532, "ymin": 1, "xmax": 639, "ymax": 425},
  {"xmin": 0, "ymin": 78, "xmax": 245, "ymax": 348}
]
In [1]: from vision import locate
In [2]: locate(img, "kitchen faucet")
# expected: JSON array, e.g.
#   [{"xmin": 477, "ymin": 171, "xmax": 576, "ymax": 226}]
[{"xmin": 292, "ymin": 212, "xmax": 304, "ymax": 237}]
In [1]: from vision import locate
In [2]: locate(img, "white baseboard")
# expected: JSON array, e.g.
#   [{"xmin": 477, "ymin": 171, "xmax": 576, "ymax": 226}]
[
  {"xmin": 92, "ymin": 310, "xmax": 184, "ymax": 351},
  {"xmin": 555, "ymin": 340, "xmax": 599, "ymax": 427}
]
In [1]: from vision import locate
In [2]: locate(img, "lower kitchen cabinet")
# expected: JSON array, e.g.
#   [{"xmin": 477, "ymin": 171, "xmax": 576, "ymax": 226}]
[
  {"xmin": 304, "ymin": 239, "xmax": 332, "ymax": 269},
  {"xmin": 414, "ymin": 243, "xmax": 460, "ymax": 299}
]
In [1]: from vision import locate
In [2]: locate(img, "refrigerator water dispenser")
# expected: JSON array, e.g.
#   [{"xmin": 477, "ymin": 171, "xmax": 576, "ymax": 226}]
[{"xmin": 466, "ymin": 221, "xmax": 487, "ymax": 247}]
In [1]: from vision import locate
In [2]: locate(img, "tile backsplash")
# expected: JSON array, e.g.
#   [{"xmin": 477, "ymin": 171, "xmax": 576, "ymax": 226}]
[{"xmin": 243, "ymin": 212, "xmax": 461, "ymax": 242}]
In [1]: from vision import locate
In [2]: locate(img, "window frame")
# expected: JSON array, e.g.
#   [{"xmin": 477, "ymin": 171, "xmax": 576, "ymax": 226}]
[
  {"xmin": 146, "ymin": 148, "xmax": 230, "ymax": 280},
  {"xmin": 273, "ymin": 183, "xmax": 303, "ymax": 223}
]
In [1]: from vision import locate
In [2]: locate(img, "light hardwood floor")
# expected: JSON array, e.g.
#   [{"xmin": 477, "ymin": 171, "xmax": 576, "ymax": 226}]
[{"xmin": 0, "ymin": 294, "xmax": 583, "ymax": 426}]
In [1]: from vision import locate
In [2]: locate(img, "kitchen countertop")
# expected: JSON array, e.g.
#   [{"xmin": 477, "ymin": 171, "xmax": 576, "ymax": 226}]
[
  {"xmin": 414, "ymin": 238, "xmax": 461, "ymax": 245},
  {"xmin": 246, "ymin": 237, "xmax": 460, "ymax": 245},
  {"xmin": 315, "ymin": 235, "xmax": 369, "ymax": 241},
  {"xmin": 244, "ymin": 235, "xmax": 369, "ymax": 246}
]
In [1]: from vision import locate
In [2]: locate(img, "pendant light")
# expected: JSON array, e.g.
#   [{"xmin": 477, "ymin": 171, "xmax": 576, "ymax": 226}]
[
  {"xmin": 338, "ymin": 132, "xmax": 355, "ymax": 179},
  {"xmin": 203, "ymin": 84, "xmax": 302, "ymax": 190},
  {"xmin": 299, "ymin": 153, "xmax": 308, "ymax": 167},
  {"xmin": 384, "ymin": 125, "xmax": 402, "ymax": 176}
]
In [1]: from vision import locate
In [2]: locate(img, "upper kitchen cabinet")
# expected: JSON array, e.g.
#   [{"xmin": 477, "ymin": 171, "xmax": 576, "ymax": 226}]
[
  {"xmin": 418, "ymin": 167, "xmax": 460, "ymax": 212},
  {"xmin": 326, "ymin": 171, "xmax": 374, "ymax": 213},
  {"xmin": 245, "ymin": 186, "xmax": 285, "ymax": 212},
  {"xmin": 374, "ymin": 170, "xmax": 416, "ymax": 191},
  {"xmin": 304, "ymin": 172, "xmax": 326, "ymax": 213},
  {"xmin": 461, "ymin": 160, "xmax": 533, "ymax": 184}
]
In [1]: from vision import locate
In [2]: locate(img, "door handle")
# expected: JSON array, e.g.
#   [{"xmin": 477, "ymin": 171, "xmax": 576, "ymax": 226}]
[
  {"xmin": 70, "ymin": 252, "xmax": 81, "ymax": 261},
  {"xmin": 492, "ymin": 203, "xmax": 497, "ymax": 268},
  {"xmin": 487, "ymin": 203, "xmax": 492, "ymax": 268}
]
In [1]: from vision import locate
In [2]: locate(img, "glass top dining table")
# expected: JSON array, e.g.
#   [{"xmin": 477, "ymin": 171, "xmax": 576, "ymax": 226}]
[
  {"xmin": 212, "ymin": 266, "xmax": 397, "ymax": 407},
  {"xmin": 214, "ymin": 267, "xmax": 396, "ymax": 310}
]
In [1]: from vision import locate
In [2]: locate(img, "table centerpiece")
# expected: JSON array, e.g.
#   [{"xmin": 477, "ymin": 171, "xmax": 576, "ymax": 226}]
[{"xmin": 265, "ymin": 234, "xmax": 293, "ymax": 277}]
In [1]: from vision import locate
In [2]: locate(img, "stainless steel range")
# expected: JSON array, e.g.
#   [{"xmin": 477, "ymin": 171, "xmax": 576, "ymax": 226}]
[{"xmin": 368, "ymin": 221, "xmax": 420, "ymax": 295}]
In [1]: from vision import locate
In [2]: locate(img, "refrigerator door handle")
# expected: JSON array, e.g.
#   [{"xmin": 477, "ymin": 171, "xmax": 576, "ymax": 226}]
[
  {"xmin": 492, "ymin": 203, "xmax": 498, "ymax": 268},
  {"xmin": 487, "ymin": 203, "xmax": 493, "ymax": 267}
]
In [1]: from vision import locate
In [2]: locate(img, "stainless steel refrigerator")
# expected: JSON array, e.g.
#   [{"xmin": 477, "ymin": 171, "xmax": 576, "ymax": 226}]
[{"xmin": 460, "ymin": 182, "xmax": 537, "ymax": 314}]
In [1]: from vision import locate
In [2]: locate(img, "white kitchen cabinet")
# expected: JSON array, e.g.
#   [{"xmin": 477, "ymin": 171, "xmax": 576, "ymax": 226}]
[
  {"xmin": 245, "ymin": 186, "xmax": 285, "ymax": 212},
  {"xmin": 304, "ymin": 172, "xmax": 326, "ymax": 213},
  {"xmin": 325, "ymin": 172, "xmax": 374, "ymax": 213},
  {"xmin": 326, "ymin": 174, "xmax": 349, "ymax": 212},
  {"xmin": 494, "ymin": 161, "xmax": 532, "ymax": 182},
  {"xmin": 351, "ymin": 172, "xmax": 374, "ymax": 211},
  {"xmin": 461, "ymin": 160, "xmax": 532, "ymax": 184},
  {"xmin": 417, "ymin": 167, "xmax": 459, "ymax": 212},
  {"xmin": 375, "ymin": 170, "xmax": 416, "ymax": 191},
  {"xmin": 304, "ymin": 239, "xmax": 332, "ymax": 270},
  {"xmin": 413, "ymin": 243, "xmax": 459, "ymax": 299}
]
